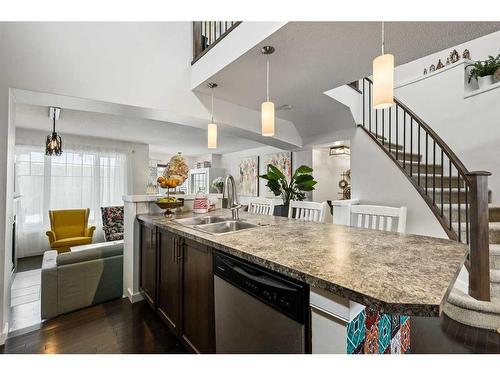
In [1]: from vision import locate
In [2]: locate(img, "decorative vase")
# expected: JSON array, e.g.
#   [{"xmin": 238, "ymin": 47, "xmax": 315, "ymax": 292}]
[
  {"xmin": 478, "ymin": 75, "xmax": 494, "ymax": 89},
  {"xmin": 273, "ymin": 205, "xmax": 289, "ymax": 217}
]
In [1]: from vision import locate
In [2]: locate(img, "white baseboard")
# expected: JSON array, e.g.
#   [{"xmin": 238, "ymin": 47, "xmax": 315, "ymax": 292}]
[
  {"xmin": 0, "ymin": 322, "xmax": 8, "ymax": 346},
  {"xmin": 126, "ymin": 288, "xmax": 144, "ymax": 303}
]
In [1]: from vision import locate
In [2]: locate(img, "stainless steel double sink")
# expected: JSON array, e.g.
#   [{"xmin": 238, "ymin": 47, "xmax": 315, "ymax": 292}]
[{"xmin": 173, "ymin": 215, "xmax": 267, "ymax": 235}]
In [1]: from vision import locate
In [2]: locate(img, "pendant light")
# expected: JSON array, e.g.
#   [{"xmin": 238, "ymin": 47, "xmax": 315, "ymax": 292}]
[
  {"xmin": 45, "ymin": 107, "xmax": 63, "ymax": 156},
  {"xmin": 207, "ymin": 82, "xmax": 218, "ymax": 149},
  {"xmin": 372, "ymin": 21, "xmax": 394, "ymax": 109},
  {"xmin": 261, "ymin": 46, "xmax": 275, "ymax": 137}
]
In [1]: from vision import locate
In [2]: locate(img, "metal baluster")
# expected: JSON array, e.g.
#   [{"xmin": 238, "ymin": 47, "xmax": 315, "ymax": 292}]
[
  {"xmin": 449, "ymin": 160, "xmax": 453, "ymax": 230},
  {"xmin": 363, "ymin": 79, "xmax": 365, "ymax": 127},
  {"xmin": 395, "ymin": 105, "xmax": 399, "ymax": 161},
  {"xmin": 425, "ymin": 132, "xmax": 428, "ymax": 193},
  {"xmin": 389, "ymin": 107, "xmax": 392, "ymax": 154},
  {"xmin": 441, "ymin": 149, "xmax": 444, "ymax": 216},
  {"xmin": 410, "ymin": 117, "xmax": 413, "ymax": 177},
  {"xmin": 403, "ymin": 113, "xmax": 406, "ymax": 169},
  {"xmin": 382, "ymin": 109, "xmax": 385, "ymax": 145},
  {"xmin": 418, "ymin": 122, "xmax": 421, "ymax": 186},
  {"xmin": 458, "ymin": 172, "xmax": 461, "ymax": 242},
  {"xmin": 465, "ymin": 182, "xmax": 469, "ymax": 244},
  {"xmin": 433, "ymin": 141, "xmax": 436, "ymax": 205},
  {"xmin": 369, "ymin": 81, "xmax": 372, "ymax": 133}
]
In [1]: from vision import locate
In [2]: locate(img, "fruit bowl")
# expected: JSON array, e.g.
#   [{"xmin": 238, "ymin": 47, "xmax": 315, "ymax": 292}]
[{"xmin": 156, "ymin": 198, "xmax": 184, "ymax": 217}]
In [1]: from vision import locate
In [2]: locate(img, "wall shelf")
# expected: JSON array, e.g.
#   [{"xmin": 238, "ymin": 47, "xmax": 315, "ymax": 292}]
[{"xmin": 464, "ymin": 81, "xmax": 500, "ymax": 99}]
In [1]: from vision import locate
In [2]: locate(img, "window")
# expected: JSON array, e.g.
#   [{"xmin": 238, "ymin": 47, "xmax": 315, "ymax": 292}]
[{"xmin": 15, "ymin": 145, "xmax": 127, "ymax": 257}]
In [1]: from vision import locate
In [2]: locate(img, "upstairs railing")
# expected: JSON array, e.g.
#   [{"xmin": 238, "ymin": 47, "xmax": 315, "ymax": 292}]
[
  {"xmin": 359, "ymin": 77, "xmax": 491, "ymax": 302},
  {"xmin": 192, "ymin": 21, "xmax": 241, "ymax": 64}
]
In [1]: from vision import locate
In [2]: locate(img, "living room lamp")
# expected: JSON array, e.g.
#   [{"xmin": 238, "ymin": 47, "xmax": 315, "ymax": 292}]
[
  {"xmin": 373, "ymin": 21, "xmax": 394, "ymax": 109},
  {"xmin": 207, "ymin": 82, "xmax": 218, "ymax": 149},
  {"xmin": 45, "ymin": 107, "xmax": 63, "ymax": 156},
  {"xmin": 261, "ymin": 45, "xmax": 275, "ymax": 137}
]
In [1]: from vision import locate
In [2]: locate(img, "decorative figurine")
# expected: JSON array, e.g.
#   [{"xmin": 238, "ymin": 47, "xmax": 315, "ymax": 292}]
[
  {"xmin": 463, "ymin": 49, "xmax": 471, "ymax": 60},
  {"xmin": 436, "ymin": 59, "xmax": 445, "ymax": 69},
  {"xmin": 446, "ymin": 57, "xmax": 450, "ymax": 66},
  {"xmin": 423, "ymin": 68, "xmax": 427, "ymax": 75},
  {"xmin": 450, "ymin": 49, "xmax": 460, "ymax": 63},
  {"xmin": 429, "ymin": 64, "xmax": 436, "ymax": 72}
]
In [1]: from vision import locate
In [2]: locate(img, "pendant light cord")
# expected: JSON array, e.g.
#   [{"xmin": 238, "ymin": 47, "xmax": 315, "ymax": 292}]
[
  {"xmin": 52, "ymin": 114, "xmax": 56, "ymax": 133},
  {"xmin": 210, "ymin": 87, "xmax": 214, "ymax": 123},
  {"xmin": 381, "ymin": 21, "xmax": 385, "ymax": 55},
  {"xmin": 266, "ymin": 56, "xmax": 270, "ymax": 102}
]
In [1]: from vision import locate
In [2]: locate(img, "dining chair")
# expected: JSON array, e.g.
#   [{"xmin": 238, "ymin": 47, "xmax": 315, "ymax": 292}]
[
  {"xmin": 247, "ymin": 197, "xmax": 276, "ymax": 216},
  {"xmin": 288, "ymin": 201, "xmax": 328, "ymax": 223},
  {"xmin": 347, "ymin": 204, "xmax": 407, "ymax": 233}
]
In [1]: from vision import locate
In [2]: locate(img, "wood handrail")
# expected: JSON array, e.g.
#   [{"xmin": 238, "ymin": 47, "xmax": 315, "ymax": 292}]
[{"xmin": 360, "ymin": 77, "xmax": 491, "ymax": 302}]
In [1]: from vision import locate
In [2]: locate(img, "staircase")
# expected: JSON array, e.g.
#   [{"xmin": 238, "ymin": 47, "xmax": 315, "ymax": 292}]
[
  {"xmin": 443, "ymin": 205, "xmax": 500, "ymax": 330},
  {"xmin": 372, "ymin": 130, "xmax": 500, "ymax": 330},
  {"xmin": 357, "ymin": 77, "xmax": 498, "ymax": 331}
]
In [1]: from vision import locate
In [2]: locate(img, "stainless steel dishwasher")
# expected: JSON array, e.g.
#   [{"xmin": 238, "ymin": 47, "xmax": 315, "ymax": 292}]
[{"xmin": 214, "ymin": 251, "xmax": 308, "ymax": 354}]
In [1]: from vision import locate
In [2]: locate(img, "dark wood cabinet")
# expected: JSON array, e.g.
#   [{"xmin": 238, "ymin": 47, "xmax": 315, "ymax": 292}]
[
  {"xmin": 157, "ymin": 229, "xmax": 182, "ymax": 332},
  {"xmin": 181, "ymin": 238, "xmax": 215, "ymax": 353},
  {"xmin": 139, "ymin": 221, "xmax": 215, "ymax": 353},
  {"xmin": 139, "ymin": 221, "xmax": 157, "ymax": 308}
]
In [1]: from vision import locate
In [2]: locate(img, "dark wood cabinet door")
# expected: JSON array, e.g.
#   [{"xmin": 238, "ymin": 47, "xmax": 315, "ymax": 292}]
[
  {"xmin": 139, "ymin": 221, "xmax": 157, "ymax": 308},
  {"xmin": 181, "ymin": 238, "xmax": 215, "ymax": 353},
  {"xmin": 157, "ymin": 229, "xmax": 182, "ymax": 332}
]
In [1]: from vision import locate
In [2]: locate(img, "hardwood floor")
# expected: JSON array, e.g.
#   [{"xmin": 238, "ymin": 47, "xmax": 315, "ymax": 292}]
[
  {"xmin": 2, "ymin": 297, "xmax": 498, "ymax": 354},
  {"xmin": 411, "ymin": 314, "xmax": 500, "ymax": 353},
  {"xmin": 1, "ymin": 298, "xmax": 187, "ymax": 354},
  {"xmin": 16, "ymin": 255, "xmax": 43, "ymax": 273}
]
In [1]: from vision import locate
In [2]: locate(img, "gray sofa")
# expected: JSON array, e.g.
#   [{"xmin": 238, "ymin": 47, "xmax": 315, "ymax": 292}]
[{"xmin": 41, "ymin": 243, "xmax": 123, "ymax": 319}]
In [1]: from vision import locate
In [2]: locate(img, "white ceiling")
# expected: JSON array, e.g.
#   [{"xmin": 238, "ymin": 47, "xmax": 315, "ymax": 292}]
[
  {"xmin": 195, "ymin": 22, "xmax": 500, "ymax": 141},
  {"xmin": 15, "ymin": 103, "xmax": 263, "ymax": 156}
]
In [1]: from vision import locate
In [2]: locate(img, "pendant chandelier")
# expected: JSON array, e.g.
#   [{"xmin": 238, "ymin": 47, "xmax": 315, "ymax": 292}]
[
  {"xmin": 261, "ymin": 45, "xmax": 275, "ymax": 137},
  {"xmin": 372, "ymin": 21, "xmax": 394, "ymax": 109},
  {"xmin": 45, "ymin": 107, "xmax": 63, "ymax": 156},
  {"xmin": 207, "ymin": 82, "xmax": 218, "ymax": 149}
]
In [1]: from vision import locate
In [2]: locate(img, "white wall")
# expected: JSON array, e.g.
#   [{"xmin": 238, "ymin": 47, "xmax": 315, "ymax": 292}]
[
  {"xmin": 351, "ymin": 128, "xmax": 448, "ymax": 238},
  {"xmin": 394, "ymin": 31, "xmax": 500, "ymax": 203},
  {"xmin": 219, "ymin": 146, "xmax": 313, "ymax": 205},
  {"xmin": 312, "ymin": 148, "xmax": 351, "ymax": 222}
]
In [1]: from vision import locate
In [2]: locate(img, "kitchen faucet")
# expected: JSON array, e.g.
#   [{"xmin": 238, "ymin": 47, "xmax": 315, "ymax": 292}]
[{"xmin": 224, "ymin": 174, "xmax": 242, "ymax": 220}]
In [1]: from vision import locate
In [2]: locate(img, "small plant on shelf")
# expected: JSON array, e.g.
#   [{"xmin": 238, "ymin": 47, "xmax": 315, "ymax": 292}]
[
  {"xmin": 467, "ymin": 54, "xmax": 500, "ymax": 87},
  {"xmin": 259, "ymin": 164, "xmax": 317, "ymax": 206}
]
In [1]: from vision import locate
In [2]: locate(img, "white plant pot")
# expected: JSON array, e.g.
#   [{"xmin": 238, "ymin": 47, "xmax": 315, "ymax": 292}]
[{"xmin": 478, "ymin": 75, "xmax": 494, "ymax": 89}]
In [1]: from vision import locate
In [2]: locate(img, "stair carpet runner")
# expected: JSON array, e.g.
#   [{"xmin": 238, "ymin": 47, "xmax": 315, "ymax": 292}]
[{"xmin": 373, "ymin": 132, "xmax": 500, "ymax": 331}]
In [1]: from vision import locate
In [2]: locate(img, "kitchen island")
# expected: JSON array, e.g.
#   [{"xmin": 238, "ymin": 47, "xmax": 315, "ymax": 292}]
[{"xmin": 136, "ymin": 209, "xmax": 468, "ymax": 354}]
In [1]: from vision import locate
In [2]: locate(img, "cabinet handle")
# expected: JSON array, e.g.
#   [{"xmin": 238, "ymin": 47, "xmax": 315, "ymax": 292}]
[
  {"xmin": 173, "ymin": 238, "xmax": 178, "ymax": 264},
  {"xmin": 177, "ymin": 238, "xmax": 183, "ymax": 263}
]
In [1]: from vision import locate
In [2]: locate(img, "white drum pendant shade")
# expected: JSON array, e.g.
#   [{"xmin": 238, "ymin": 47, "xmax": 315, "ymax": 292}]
[
  {"xmin": 373, "ymin": 54, "xmax": 394, "ymax": 109},
  {"xmin": 207, "ymin": 123, "xmax": 217, "ymax": 149},
  {"xmin": 261, "ymin": 101, "xmax": 275, "ymax": 137}
]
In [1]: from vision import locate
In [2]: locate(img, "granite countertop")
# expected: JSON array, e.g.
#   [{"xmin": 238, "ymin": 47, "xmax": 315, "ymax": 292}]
[{"xmin": 137, "ymin": 209, "xmax": 468, "ymax": 317}]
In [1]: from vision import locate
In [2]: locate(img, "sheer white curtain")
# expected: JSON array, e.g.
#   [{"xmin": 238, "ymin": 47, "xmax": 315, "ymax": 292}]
[{"xmin": 15, "ymin": 144, "xmax": 127, "ymax": 257}]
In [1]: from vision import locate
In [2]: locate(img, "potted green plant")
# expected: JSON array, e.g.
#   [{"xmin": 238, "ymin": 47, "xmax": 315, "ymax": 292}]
[
  {"xmin": 259, "ymin": 164, "xmax": 317, "ymax": 217},
  {"xmin": 467, "ymin": 54, "xmax": 500, "ymax": 89},
  {"xmin": 211, "ymin": 176, "xmax": 224, "ymax": 194}
]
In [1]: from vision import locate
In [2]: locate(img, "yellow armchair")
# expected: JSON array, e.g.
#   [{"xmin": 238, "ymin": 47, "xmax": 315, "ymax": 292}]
[{"xmin": 46, "ymin": 209, "xmax": 96, "ymax": 253}]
